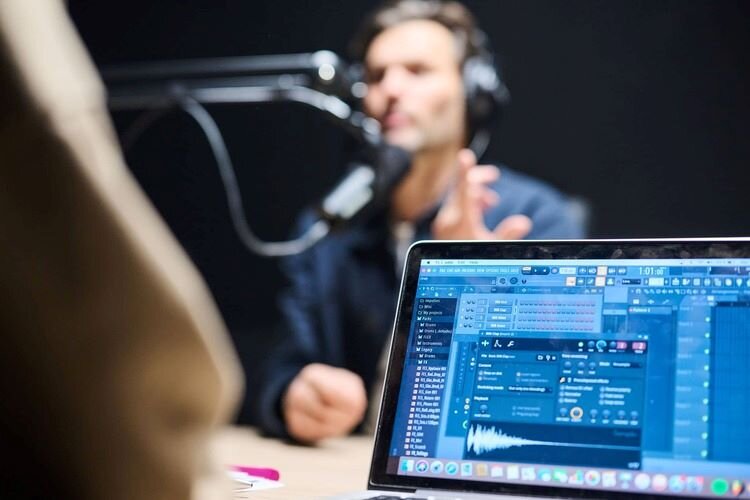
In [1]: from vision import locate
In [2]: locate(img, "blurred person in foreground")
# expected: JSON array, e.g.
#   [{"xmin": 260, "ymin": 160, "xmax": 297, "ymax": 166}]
[
  {"xmin": 0, "ymin": 1, "xmax": 242, "ymax": 498},
  {"xmin": 255, "ymin": 0, "xmax": 585, "ymax": 443}
]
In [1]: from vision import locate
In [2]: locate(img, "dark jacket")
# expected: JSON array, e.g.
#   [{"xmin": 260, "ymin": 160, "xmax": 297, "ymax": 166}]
[{"xmin": 256, "ymin": 166, "xmax": 585, "ymax": 437}]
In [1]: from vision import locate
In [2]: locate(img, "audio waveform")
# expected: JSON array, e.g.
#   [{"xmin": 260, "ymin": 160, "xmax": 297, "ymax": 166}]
[
  {"xmin": 466, "ymin": 424, "xmax": 550, "ymax": 455},
  {"xmin": 465, "ymin": 424, "xmax": 638, "ymax": 455}
]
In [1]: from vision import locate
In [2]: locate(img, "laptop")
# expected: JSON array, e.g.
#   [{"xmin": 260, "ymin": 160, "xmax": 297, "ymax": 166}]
[{"xmin": 336, "ymin": 238, "xmax": 750, "ymax": 499}]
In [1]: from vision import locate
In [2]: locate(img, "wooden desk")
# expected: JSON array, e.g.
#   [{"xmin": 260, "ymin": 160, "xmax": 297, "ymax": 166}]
[{"xmin": 213, "ymin": 427, "xmax": 374, "ymax": 499}]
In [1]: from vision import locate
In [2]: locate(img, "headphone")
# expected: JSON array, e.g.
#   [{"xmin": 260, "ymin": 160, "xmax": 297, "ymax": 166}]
[
  {"xmin": 461, "ymin": 28, "xmax": 510, "ymax": 156},
  {"xmin": 464, "ymin": 44, "xmax": 509, "ymax": 131}
]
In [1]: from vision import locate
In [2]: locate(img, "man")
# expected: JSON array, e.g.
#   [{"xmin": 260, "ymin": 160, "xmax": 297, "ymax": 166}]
[{"xmin": 256, "ymin": 0, "xmax": 584, "ymax": 443}]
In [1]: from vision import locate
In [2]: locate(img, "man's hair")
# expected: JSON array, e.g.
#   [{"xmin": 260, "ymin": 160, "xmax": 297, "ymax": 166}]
[{"xmin": 350, "ymin": 0, "xmax": 486, "ymax": 66}]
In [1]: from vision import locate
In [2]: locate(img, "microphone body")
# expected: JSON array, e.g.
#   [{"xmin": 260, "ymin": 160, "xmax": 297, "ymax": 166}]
[{"xmin": 318, "ymin": 143, "xmax": 412, "ymax": 230}]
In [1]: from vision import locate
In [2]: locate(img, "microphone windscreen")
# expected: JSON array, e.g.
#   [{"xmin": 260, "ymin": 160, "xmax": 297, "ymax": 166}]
[{"xmin": 319, "ymin": 142, "xmax": 412, "ymax": 230}]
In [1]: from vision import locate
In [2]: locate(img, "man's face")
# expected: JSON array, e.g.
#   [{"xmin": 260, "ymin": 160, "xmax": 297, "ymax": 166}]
[{"xmin": 363, "ymin": 19, "xmax": 466, "ymax": 154}]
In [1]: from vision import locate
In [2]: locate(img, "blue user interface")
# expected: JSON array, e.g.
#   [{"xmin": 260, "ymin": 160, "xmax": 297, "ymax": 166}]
[{"xmin": 389, "ymin": 258, "xmax": 750, "ymax": 497}]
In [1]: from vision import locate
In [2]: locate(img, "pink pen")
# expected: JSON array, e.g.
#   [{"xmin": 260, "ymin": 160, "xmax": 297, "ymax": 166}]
[{"xmin": 229, "ymin": 465, "xmax": 281, "ymax": 481}]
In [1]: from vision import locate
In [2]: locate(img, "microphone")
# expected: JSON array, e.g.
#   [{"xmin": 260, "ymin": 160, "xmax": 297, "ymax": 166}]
[{"xmin": 318, "ymin": 143, "xmax": 411, "ymax": 230}]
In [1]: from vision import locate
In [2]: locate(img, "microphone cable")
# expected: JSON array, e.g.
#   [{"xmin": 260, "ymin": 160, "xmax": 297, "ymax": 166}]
[{"xmin": 122, "ymin": 95, "xmax": 330, "ymax": 257}]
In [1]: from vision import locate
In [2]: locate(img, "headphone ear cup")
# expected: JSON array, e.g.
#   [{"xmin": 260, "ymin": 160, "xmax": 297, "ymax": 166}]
[{"xmin": 463, "ymin": 55, "xmax": 510, "ymax": 130}]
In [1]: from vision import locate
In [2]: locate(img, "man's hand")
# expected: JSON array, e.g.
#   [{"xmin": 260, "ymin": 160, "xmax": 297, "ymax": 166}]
[
  {"xmin": 431, "ymin": 149, "xmax": 533, "ymax": 240},
  {"xmin": 282, "ymin": 363, "xmax": 367, "ymax": 444}
]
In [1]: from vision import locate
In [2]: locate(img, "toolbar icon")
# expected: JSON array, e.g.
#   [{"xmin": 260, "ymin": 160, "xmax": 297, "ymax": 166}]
[
  {"xmin": 569, "ymin": 470, "xmax": 584, "ymax": 485},
  {"xmin": 652, "ymin": 474, "xmax": 668, "ymax": 492},
  {"xmin": 538, "ymin": 469, "xmax": 552, "ymax": 482},
  {"xmin": 553, "ymin": 469, "xmax": 568, "ymax": 483},
  {"xmin": 584, "ymin": 470, "xmax": 601, "ymax": 486},
  {"xmin": 507, "ymin": 465, "xmax": 520, "ymax": 480},
  {"xmin": 602, "ymin": 471, "xmax": 616, "ymax": 488},
  {"xmin": 730, "ymin": 480, "xmax": 744, "ymax": 496},
  {"xmin": 635, "ymin": 473, "xmax": 651, "ymax": 490},
  {"xmin": 669, "ymin": 475, "xmax": 686, "ymax": 493},
  {"xmin": 619, "ymin": 472, "xmax": 633, "ymax": 489},
  {"xmin": 685, "ymin": 476, "xmax": 704, "ymax": 493},
  {"xmin": 711, "ymin": 478, "xmax": 729, "ymax": 496}
]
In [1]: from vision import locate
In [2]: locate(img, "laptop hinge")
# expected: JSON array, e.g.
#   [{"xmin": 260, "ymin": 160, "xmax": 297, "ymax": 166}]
[{"xmin": 413, "ymin": 489, "xmax": 543, "ymax": 500}]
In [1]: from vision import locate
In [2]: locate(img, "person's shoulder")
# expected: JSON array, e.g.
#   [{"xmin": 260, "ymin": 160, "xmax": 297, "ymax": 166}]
[
  {"xmin": 492, "ymin": 164, "xmax": 567, "ymax": 206},
  {"xmin": 484, "ymin": 162, "xmax": 587, "ymax": 239}
]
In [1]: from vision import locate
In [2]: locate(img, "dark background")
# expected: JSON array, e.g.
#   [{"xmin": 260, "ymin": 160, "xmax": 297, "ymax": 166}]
[{"xmin": 69, "ymin": 1, "xmax": 750, "ymax": 421}]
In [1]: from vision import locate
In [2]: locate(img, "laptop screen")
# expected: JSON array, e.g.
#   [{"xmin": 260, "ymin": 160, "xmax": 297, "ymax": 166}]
[{"xmin": 371, "ymin": 241, "xmax": 750, "ymax": 499}]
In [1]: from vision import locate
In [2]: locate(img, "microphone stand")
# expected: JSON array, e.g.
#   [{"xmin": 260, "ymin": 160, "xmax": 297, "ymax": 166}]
[{"xmin": 103, "ymin": 51, "xmax": 385, "ymax": 257}]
